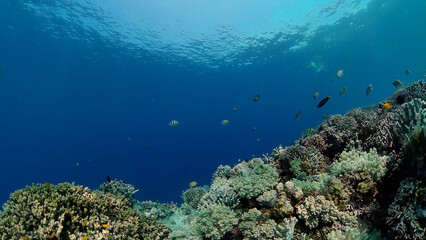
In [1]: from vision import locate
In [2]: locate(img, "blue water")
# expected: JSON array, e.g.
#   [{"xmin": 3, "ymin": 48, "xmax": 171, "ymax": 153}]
[{"xmin": 0, "ymin": 0, "xmax": 425, "ymax": 205}]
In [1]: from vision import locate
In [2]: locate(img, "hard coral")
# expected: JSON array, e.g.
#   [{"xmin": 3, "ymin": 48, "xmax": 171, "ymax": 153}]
[
  {"xmin": 0, "ymin": 182, "xmax": 170, "ymax": 240},
  {"xmin": 386, "ymin": 178, "xmax": 426, "ymax": 239}
]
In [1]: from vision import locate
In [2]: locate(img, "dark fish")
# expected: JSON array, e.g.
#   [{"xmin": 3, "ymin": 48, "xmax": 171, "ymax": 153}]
[
  {"xmin": 393, "ymin": 79, "xmax": 403, "ymax": 89},
  {"xmin": 366, "ymin": 84, "xmax": 373, "ymax": 96},
  {"xmin": 106, "ymin": 176, "xmax": 112, "ymax": 183},
  {"xmin": 317, "ymin": 96, "xmax": 331, "ymax": 108},
  {"xmin": 405, "ymin": 69, "xmax": 411, "ymax": 75},
  {"xmin": 295, "ymin": 110, "xmax": 302, "ymax": 120},
  {"xmin": 253, "ymin": 94, "xmax": 260, "ymax": 102},
  {"xmin": 339, "ymin": 87, "xmax": 347, "ymax": 96},
  {"xmin": 253, "ymin": 127, "xmax": 257, "ymax": 132}
]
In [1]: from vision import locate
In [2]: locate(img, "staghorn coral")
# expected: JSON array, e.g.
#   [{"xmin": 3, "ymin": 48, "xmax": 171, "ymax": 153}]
[
  {"xmin": 189, "ymin": 203, "xmax": 238, "ymax": 240},
  {"xmin": 386, "ymin": 179, "xmax": 426, "ymax": 240},
  {"xmin": 0, "ymin": 183, "xmax": 170, "ymax": 240}
]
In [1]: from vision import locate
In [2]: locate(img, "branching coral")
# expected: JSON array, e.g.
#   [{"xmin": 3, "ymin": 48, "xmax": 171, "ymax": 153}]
[{"xmin": 0, "ymin": 183, "xmax": 170, "ymax": 240}]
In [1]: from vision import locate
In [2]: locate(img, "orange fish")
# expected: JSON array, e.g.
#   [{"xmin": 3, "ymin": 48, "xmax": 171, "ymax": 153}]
[
  {"xmin": 383, "ymin": 103, "xmax": 392, "ymax": 109},
  {"xmin": 83, "ymin": 220, "xmax": 88, "ymax": 226},
  {"xmin": 45, "ymin": 182, "xmax": 51, "ymax": 188},
  {"xmin": 50, "ymin": 233, "xmax": 55, "ymax": 239},
  {"xmin": 82, "ymin": 237, "xmax": 89, "ymax": 240}
]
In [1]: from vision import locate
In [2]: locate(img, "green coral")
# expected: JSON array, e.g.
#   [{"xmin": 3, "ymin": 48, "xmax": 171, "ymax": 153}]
[
  {"xmin": 227, "ymin": 158, "xmax": 279, "ymax": 198},
  {"xmin": 189, "ymin": 204, "xmax": 238, "ymax": 240},
  {"xmin": 327, "ymin": 227, "xmax": 383, "ymax": 240},
  {"xmin": 0, "ymin": 182, "xmax": 170, "ymax": 240},
  {"xmin": 331, "ymin": 148, "xmax": 388, "ymax": 180},
  {"xmin": 296, "ymin": 195, "xmax": 357, "ymax": 230},
  {"xmin": 239, "ymin": 208, "xmax": 277, "ymax": 239}
]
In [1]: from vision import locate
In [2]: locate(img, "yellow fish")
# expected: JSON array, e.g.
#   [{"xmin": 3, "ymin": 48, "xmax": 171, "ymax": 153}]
[
  {"xmin": 189, "ymin": 181, "xmax": 197, "ymax": 188},
  {"xmin": 50, "ymin": 233, "xmax": 55, "ymax": 239},
  {"xmin": 102, "ymin": 224, "xmax": 109, "ymax": 229},
  {"xmin": 45, "ymin": 182, "xmax": 51, "ymax": 188},
  {"xmin": 83, "ymin": 220, "xmax": 88, "ymax": 226},
  {"xmin": 221, "ymin": 120, "xmax": 229, "ymax": 126},
  {"xmin": 23, "ymin": 236, "xmax": 28, "ymax": 240},
  {"xmin": 383, "ymin": 103, "xmax": 392, "ymax": 109},
  {"xmin": 82, "ymin": 237, "xmax": 89, "ymax": 240}
]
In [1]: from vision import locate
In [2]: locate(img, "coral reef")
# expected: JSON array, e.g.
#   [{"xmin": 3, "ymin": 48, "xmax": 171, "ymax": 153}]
[
  {"xmin": 2, "ymin": 80, "xmax": 426, "ymax": 240},
  {"xmin": 98, "ymin": 179, "xmax": 139, "ymax": 203},
  {"xmin": 0, "ymin": 183, "xmax": 169, "ymax": 239}
]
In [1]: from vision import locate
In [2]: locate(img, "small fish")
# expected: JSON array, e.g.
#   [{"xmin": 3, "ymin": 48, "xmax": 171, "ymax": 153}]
[
  {"xmin": 317, "ymin": 96, "xmax": 331, "ymax": 108},
  {"xmin": 405, "ymin": 69, "xmax": 411, "ymax": 75},
  {"xmin": 75, "ymin": 162, "xmax": 80, "ymax": 167},
  {"xmin": 221, "ymin": 119, "xmax": 229, "ymax": 126},
  {"xmin": 256, "ymin": 138, "xmax": 261, "ymax": 142},
  {"xmin": 82, "ymin": 237, "xmax": 89, "ymax": 240},
  {"xmin": 304, "ymin": 128, "xmax": 315, "ymax": 137},
  {"xmin": 295, "ymin": 110, "xmax": 302, "ymax": 120},
  {"xmin": 337, "ymin": 70, "xmax": 344, "ymax": 78},
  {"xmin": 45, "ymin": 182, "xmax": 51, "ymax": 188},
  {"xmin": 127, "ymin": 137, "xmax": 131, "ymax": 143},
  {"xmin": 189, "ymin": 181, "xmax": 197, "ymax": 188},
  {"xmin": 322, "ymin": 114, "xmax": 330, "ymax": 120},
  {"xmin": 24, "ymin": 236, "xmax": 28, "ymax": 240},
  {"xmin": 313, "ymin": 92, "xmax": 319, "ymax": 100},
  {"xmin": 83, "ymin": 220, "xmax": 88, "ymax": 226},
  {"xmin": 144, "ymin": 145, "xmax": 149, "ymax": 149},
  {"xmin": 366, "ymin": 84, "xmax": 373, "ymax": 96},
  {"xmin": 339, "ymin": 87, "xmax": 347, "ymax": 96},
  {"xmin": 50, "ymin": 233, "xmax": 55, "ymax": 239},
  {"xmin": 102, "ymin": 224, "xmax": 109, "ymax": 229},
  {"xmin": 383, "ymin": 103, "xmax": 391, "ymax": 109},
  {"xmin": 233, "ymin": 107, "xmax": 237, "ymax": 112},
  {"xmin": 168, "ymin": 120, "xmax": 180, "ymax": 127},
  {"xmin": 253, "ymin": 94, "xmax": 260, "ymax": 102},
  {"xmin": 392, "ymin": 79, "xmax": 403, "ymax": 89},
  {"xmin": 65, "ymin": 210, "xmax": 69, "ymax": 214},
  {"xmin": 253, "ymin": 127, "xmax": 257, "ymax": 132}
]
